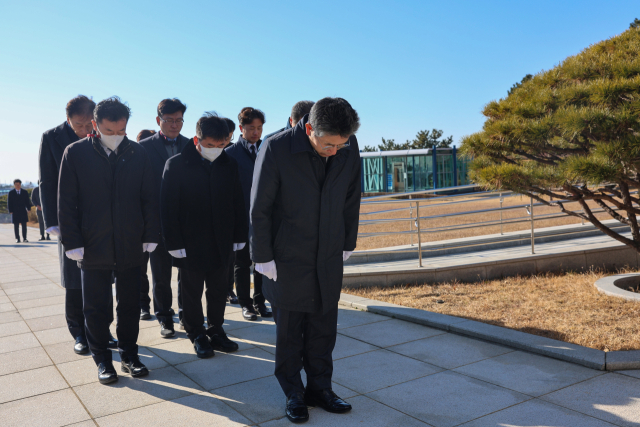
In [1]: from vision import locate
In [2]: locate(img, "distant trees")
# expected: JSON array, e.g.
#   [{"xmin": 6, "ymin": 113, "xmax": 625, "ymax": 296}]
[{"xmin": 363, "ymin": 129, "xmax": 454, "ymax": 152}]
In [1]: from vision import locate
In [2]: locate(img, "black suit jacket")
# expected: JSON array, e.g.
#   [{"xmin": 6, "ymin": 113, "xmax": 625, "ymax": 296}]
[
  {"xmin": 8, "ymin": 189, "xmax": 32, "ymax": 224},
  {"xmin": 139, "ymin": 132, "xmax": 191, "ymax": 204},
  {"xmin": 38, "ymin": 122, "xmax": 80, "ymax": 229}
]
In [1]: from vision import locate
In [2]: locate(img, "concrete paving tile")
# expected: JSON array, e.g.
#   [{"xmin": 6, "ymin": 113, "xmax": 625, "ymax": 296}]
[
  {"xmin": 453, "ymin": 350, "xmax": 604, "ymax": 397},
  {"xmin": 223, "ymin": 309, "xmax": 273, "ymax": 332},
  {"xmin": 13, "ymin": 295, "xmax": 65, "ymax": 309},
  {"xmin": 387, "ymin": 333, "xmax": 514, "ymax": 369},
  {"xmin": 0, "ymin": 319, "xmax": 30, "ymax": 337},
  {"xmin": 0, "ymin": 275, "xmax": 47, "ymax": 285},
  {"xmin": 331, "ymin": 333, "xmax": 379, "ymax": 360},
  {"xmin": 26, "ymin": 314, "xmax": 68, "ymax": 332},
  {"xmin": 4, "ymin": 283, "xmax": 60, "ymax": 296},
  {"xmin": 0, "ymin": 332, "xmax": 41, "ymax": 354},
  {"xmin": 336, "ymin": 307, "xmax": 391, "ymax": 330},
  {"xmin": 0, "ymin": 346, "xmax": 52, "ymax": 376},
  {"xmin": 367, "ymin": 371, "xmax": 529, "ymax": 427},
  {"xmin": 19, "ymin": 303, "xmax": 65, "ymax": 319},
  {"xmin": 618, "ymin": 369, "xmax": 640, "ymax": 379},
  {"xmin": 0, "ymin": 310, "xmax": 23, "ymax": 324},
  {"xmin": 0, "ymin": 365, "xmax": 68, "ymax": 403},
  {"xmin": 333, "ymin": 349, "xmax": 443, "ymax": 394},
  {"xmin": 230, "ymin": 323, "xmax": 276, "ymax": 349},
  {"xmin": 95, "ymin": 391, "xmax": 251, "ymax": 427},
  {"xmin": 261, "ymin": 395, "xmax": 428, "ymax": 427},
  {"xmin": 6, "ymin": 287, "xmax": 64, "ymax": 301},
  {"xmin": 541, "ymin": 373, "xmax": 640, "ymax": 427},
  {"xmin": 44, "ymin": 341, "xmax": 93, "ymax": 364},
  {"xmin": 338, "ymin": 318, "xmax": 444, "ymax": 348},
  {"xmin": 34, "ymin": 325, "xmax": 75, "ymax": 346},
  {"xmin": 148, "ymin": 335, "xmax": 254, "ymax": 366},
  {"xmin": 0, "ymin": 302, "xmax": 16, "ymax": 312},
  {"xmin": 459, "ymin": 398, "xmax": 618, "ymax": 427},
  {"xmin": 58, "ymin": 347, "xmax": 169, "ymax": 386},
  {"xmin": 134, "ymin": 324, "xmax": 189, "ymax": 347},
  {"xmin": 0, "ymin": 294, "xmax": 9, "ymax": 303},
  {"xmin": 0, "ymin": 388, "xmax": 90, "ymax": 427},
  {"xmin": 177, "ymin": 347, "xmax": 275, "ymax": 391},
  {"xmin": 74, "ymin": 366, "xmax": 204, "ymax": 418},
  {"xmin": 63, "ymin": 422, "xmax": 95, "ymax": 427}
]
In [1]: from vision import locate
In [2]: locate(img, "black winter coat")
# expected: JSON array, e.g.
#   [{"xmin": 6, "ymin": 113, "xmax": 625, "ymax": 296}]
[
  {"xmin": 139, "ymin": 132, "xmax": 190, "ymax": 201},
  {"xmin": 250, "ymin": 116, "xmax": 361, "ymax": 313},
  {"xmin": 38, "ymin": 122, "xmax": 80, "ymax": 229},
  {"xmin": 161, "ymin": 142, "xmax": 247, "ymax": 273},
  {"xmin": 58, "ymin": 137, "xmax": 160, "ymax": 270},
  {"xmin": 8, "ymin": 189, "xmax": 32, "ymax": 224},
  {"xmin": 225, "ymin": 136, "xmax": 260, "ymax": 232},
  {"xmin": 31, "ymin": 187, "xmax": 41, "ymax": 207},
  {"xmin": 262, "ymin": 119, "xmax": 292, "ymax": 143}
]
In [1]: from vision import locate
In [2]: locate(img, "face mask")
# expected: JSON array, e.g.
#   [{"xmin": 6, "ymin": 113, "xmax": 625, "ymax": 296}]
[
  {"xmin": 200, "ymin": 146, "xmax": 223, "ymax": 162},
  {"xmin": 98, "ymin": 126, "xmax": 125, "ymax": 152}
]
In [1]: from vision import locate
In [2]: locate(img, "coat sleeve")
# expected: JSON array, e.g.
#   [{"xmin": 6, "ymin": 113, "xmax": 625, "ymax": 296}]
[
  {"xmin": 160, "ymin": 158, "xmax": 183, "ymax": 251},
  {"xmin": 57, "ymin": 148, "xmax": 83, "ymax": 250},
  {"xmin": 24, "ymin": 191, "xmax": 33, "ymax": 211},
  {"xmin": 233, "ymin": 165, "xmax": 248, "ymax": 243},
  {"xmin": 7, "ymin": 191, "xmax": 13, "ymax": 213},
  {"xmin": 140, "ymin": 150, "xmax": 161, "ymax": 244},
  {"xmin": 343, "ymin": 137, "xmax": 362, "ymax": 251},
  {"xmin": 249, "ymin": 142, "xmax": 280, "ymax": 263},
  {"xmin": 31, "ymin": 188, "xmax": 39, "ymax": 206},
  {"xmin": 38, "ymin": 134, "xmax": 59, "ymax": 228}
]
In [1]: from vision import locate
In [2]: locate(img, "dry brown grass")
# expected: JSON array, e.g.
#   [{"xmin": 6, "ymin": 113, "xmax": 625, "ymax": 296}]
[
  {"xmin": 346, "ymin": 268, "xmax": 640, "ymax": 351},
  {"xmin": 357, "ymin": 194, "xmax": 610, "ymax": 250}
]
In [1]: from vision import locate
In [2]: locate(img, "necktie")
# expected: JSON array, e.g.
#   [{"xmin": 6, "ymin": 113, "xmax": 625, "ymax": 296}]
[
  {"xmin": 109, "ymin": 152, "xmax": 118, "ymax": 175},
  {"xmin": 249, "ymin": 145, "xmax": 256, "ymax": 161}
]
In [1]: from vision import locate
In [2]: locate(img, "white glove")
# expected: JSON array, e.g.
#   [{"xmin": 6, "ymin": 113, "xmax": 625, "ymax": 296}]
[
  {"xmin": 169, "ymin": 249, "xmax": 186, "ymax": 258},
  {"xmin": 343, "ymin": 251, "xmax": 353, "ymax": 261},
  {"xmin": 233, "ymin": 242, "xmax": 246, "ymax": 251},
  {"xmin": 46, "ymin": 226, "xmax": 60, "ymax": 237},
  {"xmin": 143, "ymin": 243, "xmax": 157, "ymax": 253},
  {"xmin": 255, "ymin": 260, "xmax": 277, "ymax": 281},
  {"xmin": 66, "ymin": 247, "xmax": 84, "ymax": 261}
]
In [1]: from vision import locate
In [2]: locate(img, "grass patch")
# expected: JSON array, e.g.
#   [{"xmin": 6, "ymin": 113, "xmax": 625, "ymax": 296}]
[{"xmin": 345, "ymin": 268, "xmax": 640, "ymax": 351}]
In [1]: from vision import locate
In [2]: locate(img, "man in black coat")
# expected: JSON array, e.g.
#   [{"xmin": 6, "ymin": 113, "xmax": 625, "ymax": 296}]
[
  {"xmin": 58, "ymin": 97, "xmax": 160, "ymax": 385},
  {"xmin": 161, "ymin": 113, "xmax": 247, "ymax": 358},
  {"xmin": 225, "ymin": 107, "xmax": 272, "ymax": 321},
  {"xmin": 139, "ymin": 99, "xmax": 190, "ymax": 333},
  {"xmin": 39, "ymin": 95, "xmax": 117, "ymax": 356},
  {"xmin": 31, "ymin": 186, "xmax": 49, "ymax": 241},
  {"xmin": 250, "ymin": 98, "xmax": 361, "ymax": 423},
  {"xmin": 222, "ymin": 117, "xmax": 239, "ymax": 305},
  {"xmin": 7, "ymin": 179, "xmax": 32, "ymax": 243},
  {"xmin": 262, "ymin": 100, "xmax": 314, "ymax": 143}
]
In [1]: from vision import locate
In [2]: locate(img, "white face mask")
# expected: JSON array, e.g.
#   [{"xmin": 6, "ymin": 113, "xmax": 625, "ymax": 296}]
[
  {"xmin": 98, "ymin": 126, "xmax": 125, "ymax": 152},
  {"xmin": 200, "ymin": 146, "xmax": 223, "ymax": 162}
]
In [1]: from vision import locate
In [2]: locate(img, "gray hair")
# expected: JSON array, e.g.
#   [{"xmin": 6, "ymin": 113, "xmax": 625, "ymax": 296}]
[{"xmin": 309, "ymin": 97, "xmax": 360, "ymax": 137}]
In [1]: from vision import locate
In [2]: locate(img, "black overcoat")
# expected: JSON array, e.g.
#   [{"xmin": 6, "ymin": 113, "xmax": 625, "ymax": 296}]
[
  {"xmin": 250, "ymin": 116, "xmax": 361, "ymax": 314},
  {"xmin": 161, "ymin": 142, "xmax": 247, "ymax": 273},
  {"xmin": 31, "ymin": 187, "xmax": 41, "ymax": 207},
  {"xmin": 7, "ymin": 189, "xmax": 32, "ymax": 224},
  {"xmin": 139, "ymin": 132, "xmax": 190, "ymax": 200},
  {"xmin": 58, "ymin": 136, "xmax": 160, "ymax": 270},
  {"xmin": 38, "ymin": 122, "xmax": 80, "ymax": 229},
  {"xmin": 225, "ymin": 136, "xmax": 260, "ymax": 233}
]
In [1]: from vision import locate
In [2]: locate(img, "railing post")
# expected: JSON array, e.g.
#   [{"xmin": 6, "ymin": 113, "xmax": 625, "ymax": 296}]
[
  {"xmin": 499, "ymin": 192, "xmax": 503, "ymax": 235},
  {"xmin": 416, "ymin": 201, "xmax": 423, "ymax": 267},
  {"xmin": 530, "ymin": 196, "xmax": 535, "ymax": 254},
  {"xmin": 409, "ymin": 197, "xmax": 413, "ymax": 246}
]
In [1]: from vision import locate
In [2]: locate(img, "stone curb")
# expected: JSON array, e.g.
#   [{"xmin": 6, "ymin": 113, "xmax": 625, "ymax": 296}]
[
  {"xmin": 339, "ymin": 293, "xmax": 640, "ymax": 371},
  {"xmin": 594, "ymin": 274, "xmax": 640, "ymax": 302}
]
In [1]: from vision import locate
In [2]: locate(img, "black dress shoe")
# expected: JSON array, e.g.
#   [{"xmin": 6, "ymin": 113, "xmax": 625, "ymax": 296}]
[
  {"xmin": 286, "ymin": 393, "xmax": 309, "ymax": 423},
  {"xmin": 227, "ymin": 291, "xmax": 239, "ymax": 305},
  {"xmin": 46, "ymin": 235, "xmax": 51, "ymax": 240},
  {"xmin": 304, "ymin": 388, "xmax": 352, "ymax": 413},
  {"xmin": 38, "ymin": 236, "xmax": 46, "ymax": 241},
  {"xmin": 169, "ymin": 308, "xmax": 176, "ymax": 316},
  {"xmin": 242, "ymin": 305, "xmax": 258, "ymax": 321},
  {"xmin": 121, "ymin": 354, "xmax": 149, "ymax": 377},
  {"xmin": 74, "ymin": 336, "xmax": 89, "ymax": 354},
  {"xmin": 23, "ymin": 239, "xmax": 28, "ymax": 243},
  {"xmin": 15, "ymin": 239, "xmax": 20, "ymax": 243},
  {"xmin": 255, "ymin": 303, "xmax": 273, "ymax": 318},
  {"xmin": 193, "ymin": 334, "xmax": 214, "ymax": 358},
  {"xmin": 98, "ymin": 362, "xmax": 118, "ymax": 384},
  {"xmin": 160, "ymin": 322, "xmax": 175, "ymax": 338},
  {"xmin": 208, "ymin": 329, "xmax": 239, "ymax": 352},
  {"xmin": 140, "ymin": 309, "xmax": 151, "ymax": 320},
  {"xmin": 107, "ymin": 333, "xmax": 118, "ymax": 349}
]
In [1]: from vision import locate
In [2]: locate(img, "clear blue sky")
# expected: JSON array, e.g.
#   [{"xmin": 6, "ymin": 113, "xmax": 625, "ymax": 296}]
[{"xmin": 0, "ymin": 0, "xmax": 636, "ymax": 183}]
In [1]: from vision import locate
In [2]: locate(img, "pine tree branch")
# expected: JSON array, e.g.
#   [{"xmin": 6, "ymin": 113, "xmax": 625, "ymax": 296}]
[
  {"xmin": 621, "ymin": 181, "xmax": 640, "ymax": 242},
  {"xmin": 593, "ymin": 199, "xmax": 629, "ymax": 225}
]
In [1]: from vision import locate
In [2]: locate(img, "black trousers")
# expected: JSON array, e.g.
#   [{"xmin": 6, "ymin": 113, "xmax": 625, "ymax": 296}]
[
  {"xmin": 13, "ymin": 223, "xmax": 27, "ymax": 240},
  {"xmin": 234, "ymin": 244, "xmax": 264, "ymax": 307},
  {"xmin": 140, "ymin": 252, "xmax": 151, "ymax": 311},
  {"xmin": 274, "ymin": 306, "xmax": 339, "ymax": 398},
  {"xmin": 148, "ymin": 241, "xmax": 174, "ymax": 324},
  {"xmin": 227, "ymin": 252, "xmax": 235, "ymax": 293},
  {"xmin": 81, "ymin": 266, "xmax": 141, "ymax": 365},
  {"xmin": 180, "ymin": 266, "xmax": 228, "ymax": 341},
  {"xmin": 36, "ymin": 210, "xmax": 46, "ymax": 237}
]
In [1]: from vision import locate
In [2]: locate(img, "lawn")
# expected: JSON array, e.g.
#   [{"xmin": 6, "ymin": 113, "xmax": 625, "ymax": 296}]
[{"xmin": 345, "ymin": 268, "xmax": 640, "ymax": 351}]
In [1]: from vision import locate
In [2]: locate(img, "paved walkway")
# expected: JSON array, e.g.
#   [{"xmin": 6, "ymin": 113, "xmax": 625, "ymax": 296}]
[{"xmin": 1, "ymin": 224, "xmax": 639, "ymax": 427}]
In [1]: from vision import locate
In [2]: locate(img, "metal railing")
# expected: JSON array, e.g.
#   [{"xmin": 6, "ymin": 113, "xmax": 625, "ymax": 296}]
[{"xmin": 357, "ymin": 185, "xmax": 627, "ymax": 267}]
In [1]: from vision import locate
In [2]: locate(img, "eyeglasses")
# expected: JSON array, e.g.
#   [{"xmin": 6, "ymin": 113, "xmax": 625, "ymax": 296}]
[
  {"xmin": 320, "ymin": 141, "xmax": 350, "ymax": 151},
  {"xmin": 160, "ymin": 118, "xmax": 184, "ymax": 125}
]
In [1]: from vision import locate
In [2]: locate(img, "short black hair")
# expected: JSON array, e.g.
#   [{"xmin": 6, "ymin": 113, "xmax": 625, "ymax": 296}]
[
  {"xmin": 291, "ymin": 100, "xmax": 315, "ymax": 124},
  {"xmin": 223, "ymin": 117, "xmax": 236, "ymax": 133},
  {"xmin": 94, "ymin": 97, "xmax": 131, "ymax": 124},
  {"xmin": 238, "ymin": 107, "xmax": 265, "ymax": 126},
  {"xmin": 136, "ymin": 129, "xmax": 156, "ymax": 142},
  {"xmin": 309, "ymin": 97, "xmax": 360, "ymax": 138},
  {"xmin": 157, "ymin": 98, "xmax": 187, "ymax": 117},
  {"xmin": 196, "ymin": 112, "xmax": 229, "ymax": 141},
  {"xmin": 66, "ymin": 95, "xmax": 96, "ymax": 119},
  {"xmin": 13, "ymin": 179, "xmax": 21, "ymax": 184}
]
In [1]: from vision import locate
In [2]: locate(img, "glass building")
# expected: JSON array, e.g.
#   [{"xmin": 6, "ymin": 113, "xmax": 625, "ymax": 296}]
[{"xmin": 360, "ymin": 147, "xmax": 471, "ymax": 194}]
